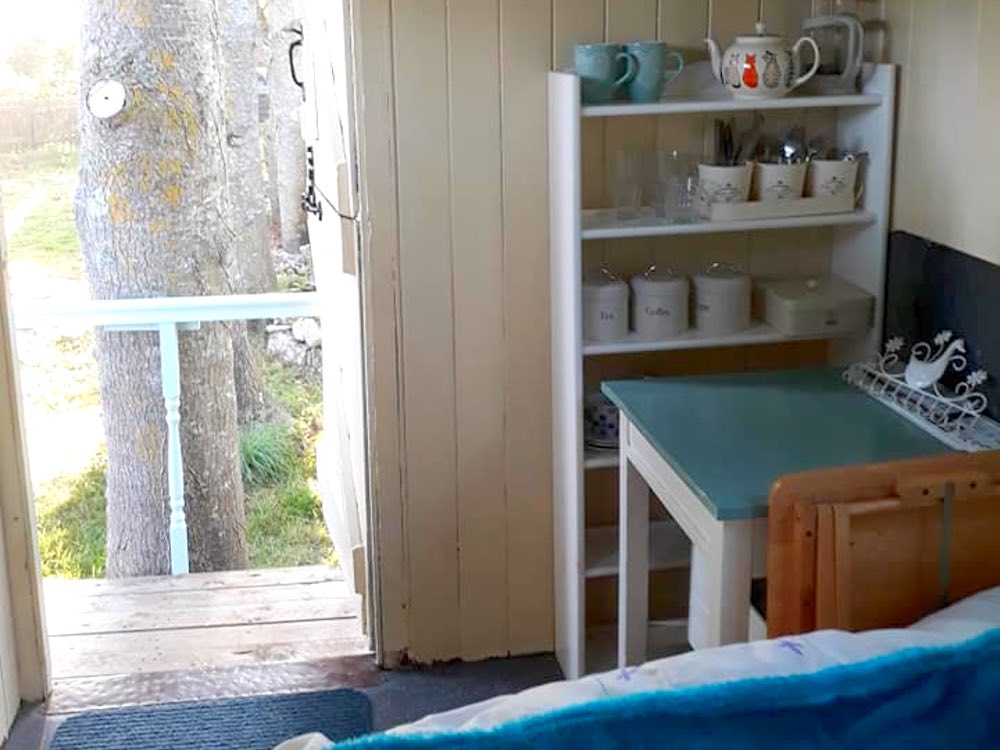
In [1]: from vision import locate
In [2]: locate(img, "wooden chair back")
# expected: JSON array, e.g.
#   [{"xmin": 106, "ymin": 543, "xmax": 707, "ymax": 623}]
[{"xmin": 766, "ymin": 450, "xmax": 1000, "ymax": 637}]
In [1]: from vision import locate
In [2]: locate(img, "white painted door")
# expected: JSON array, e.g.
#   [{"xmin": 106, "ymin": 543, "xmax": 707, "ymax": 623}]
[{"xmin": 298, "ymin": 1, "xmax": 370, "ymax": 622}]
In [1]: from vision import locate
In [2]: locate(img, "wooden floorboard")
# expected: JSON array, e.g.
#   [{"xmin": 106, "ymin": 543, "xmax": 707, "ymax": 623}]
[
  {"xmin": 49, "ymin": 624, "xmax": 369, "ymax": 678},
  {"xmin": 44, "ymin": 566, "xmax": 368, "ymax": 680},
  {"xmin": 44, "ymin": 565, "xmax": 343, "ymax": 598},
  {"xmin": 46, "ymin": 595, "xmax": 360, "ymax": 636}
]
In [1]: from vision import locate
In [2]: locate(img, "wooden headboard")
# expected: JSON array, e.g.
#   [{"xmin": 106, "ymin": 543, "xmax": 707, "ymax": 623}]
[{"xmin": 766, "ymin": 451, "xmax": 1000, "ymax": 637}]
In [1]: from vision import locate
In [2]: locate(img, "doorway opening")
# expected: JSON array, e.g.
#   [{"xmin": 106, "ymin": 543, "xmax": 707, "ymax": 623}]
[{"xmin": 0, "ymin": 0, "xmax": 371, "ymax": 705}]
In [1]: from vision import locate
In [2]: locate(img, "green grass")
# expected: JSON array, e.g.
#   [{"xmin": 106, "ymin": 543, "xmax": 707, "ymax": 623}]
[
  {"xmin": 240, "ymin": 421, "xmax": 298, "ymax": 488},
  {"xmin": 0, "ymin": 144, "xmax": 78, "ymax": 209},
  {"xmin": 244, "ymin": 362, "xmax": 334, "ymax": 568},
  {"xmin": 246, "ymin": 477, "xmax": 336, "ymax": 569},
  {"xmin": 18, "ymin": 329, "xmax": 100, "ymax": 414},
  {"xmin": 0, "ymin": 144, "xmax": 78, "ymax": 180},
  {"xmin": 7, "ymin": 189, "xmax": 81, "ymax": 277},
  {"xmin": 36, "ymin": 362, "xmax": 335, "ymax": 578},
  {"xmin": 36, "ymin": 452, "xmax": 108, "ymax": 579}
]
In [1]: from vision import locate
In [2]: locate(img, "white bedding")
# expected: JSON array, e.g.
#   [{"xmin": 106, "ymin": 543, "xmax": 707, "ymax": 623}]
[
  {"xmin": 275, "ymin": 586, "xmax": 1000, "ymax": 749},
  {"xmin": 396, "ymin": 587, "xmax": 1000, "ymax": 735}
]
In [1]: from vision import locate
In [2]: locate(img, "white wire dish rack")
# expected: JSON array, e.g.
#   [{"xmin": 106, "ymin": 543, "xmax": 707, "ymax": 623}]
[{"xmin": 844, "ymin": 331, "xmax": 1000, "ymax": 452}]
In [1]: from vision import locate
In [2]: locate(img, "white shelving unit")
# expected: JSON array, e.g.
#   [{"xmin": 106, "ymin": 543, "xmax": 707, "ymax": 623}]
[{"xmin": 549, "ymin": 63, "xmax": 897, "ymax": 679}]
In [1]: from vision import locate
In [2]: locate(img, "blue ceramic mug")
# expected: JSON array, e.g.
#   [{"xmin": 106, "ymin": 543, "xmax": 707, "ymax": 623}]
[
  {"xmin": 574, "ymin": 43, "xmax": 637, "ymax": 104},
  {"xmin": 624, "ymin": 41, "xmax": 684, "ymax": 103}
]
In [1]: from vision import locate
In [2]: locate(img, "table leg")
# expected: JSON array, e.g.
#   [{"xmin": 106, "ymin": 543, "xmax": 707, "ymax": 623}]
[
  {"xmin": 690, "ymin": 519, "xmax": 754, "ymax": 649},
  {"xmin": 618, "ymin": 451, "xmax": 649, "ymax": 668}
]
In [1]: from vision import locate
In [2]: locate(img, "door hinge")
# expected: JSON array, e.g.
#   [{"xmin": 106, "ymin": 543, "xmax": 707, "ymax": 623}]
[{"xmin": 301, "ymin": 146, "xmax": 324, "ymax": 221}]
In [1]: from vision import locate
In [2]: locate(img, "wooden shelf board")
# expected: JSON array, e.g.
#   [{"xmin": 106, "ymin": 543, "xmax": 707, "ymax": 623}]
[
  {"xmin": 584, "ymin": 447, "xmax": 618, "ymax": 470},
  {"xmin": 585, "ymin": 520, "xmax": 691, "ymax": 579},
  {"xmin": 582, "ymin": 209, "xmax": 876, "ymax": 240},
  {"xmin": 585, "ymin": 620, "xmax": 689, "ymax": 674},
  {"xmin": 581, "ymin": 92, "xmax": 882, "ymax": 118},
  {"xmin": 583, "ymin": 322, "xmax": 849, "ymax": 357}
]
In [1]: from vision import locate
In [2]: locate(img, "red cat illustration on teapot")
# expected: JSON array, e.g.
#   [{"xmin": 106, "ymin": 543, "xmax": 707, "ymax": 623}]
[
  {"xmin": 742, "ymin": 54, "xmax": 759, "ymax": 88},
  {"xmin": 706, "ymin": 28, "xmax": 820, "ymax": 99}
]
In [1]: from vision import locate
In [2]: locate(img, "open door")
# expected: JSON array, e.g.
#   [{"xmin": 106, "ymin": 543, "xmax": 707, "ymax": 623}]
[
  {"xmin": 0, "ymin": 516, "xmax": 20, "ymax": 739},
  {"xmin": 0, "ymin": 200, "xmax": 49, "ymax": 738},
  {"xmin": 0, "ymin": 201, "xmax": 22, "ymax": 738},
  {"xmin": 297, "ymin": 2, "xmax": 371, "ymax": 637}
]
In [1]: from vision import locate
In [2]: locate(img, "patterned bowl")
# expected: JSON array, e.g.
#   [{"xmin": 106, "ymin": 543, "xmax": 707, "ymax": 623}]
[{"xmin": 584, "ymin": 391, "xmax": 619, "ymax": 449}]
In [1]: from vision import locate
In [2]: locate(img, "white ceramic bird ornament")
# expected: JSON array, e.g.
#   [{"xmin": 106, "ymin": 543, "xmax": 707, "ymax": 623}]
[{"xmin": 904, "ymin": 334, "xmax": 966, "ymax": 390}]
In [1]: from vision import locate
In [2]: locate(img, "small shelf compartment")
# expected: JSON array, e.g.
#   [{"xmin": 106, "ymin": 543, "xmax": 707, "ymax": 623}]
[
  {"xmin": 585, "ymin": 520, "xmax": 691, "ymax": 579},
  {"xmin": 585, "ymin": 620, "xmax": 689, "ymax": 674},
  {"xmin": 581, "ymin": 208, "xmax": 877, "ymax": 240},
  {"xmin": 584, "ymin": 447, "xmax": 618, "ymax": 470}
]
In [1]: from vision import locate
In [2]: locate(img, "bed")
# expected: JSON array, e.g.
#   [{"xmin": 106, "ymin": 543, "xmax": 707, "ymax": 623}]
[
  {"xmin": 275, "ymin": 452, "xmax": 1000, "ymax": 748},
  {"xmin": 277, "ymin": 585, "xmax": 1000, "ymax": 749}
]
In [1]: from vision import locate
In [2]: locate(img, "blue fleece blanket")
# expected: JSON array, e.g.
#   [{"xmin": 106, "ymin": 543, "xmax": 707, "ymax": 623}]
[{"xmin": 334, "ymin": 629, "xmax": 1000, "ymax": 749}]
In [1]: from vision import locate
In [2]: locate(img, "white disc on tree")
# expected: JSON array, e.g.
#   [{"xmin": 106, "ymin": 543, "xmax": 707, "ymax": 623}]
[{"xmin": 86, "ymin": 80, "xmax": 127, "ymax": 119}]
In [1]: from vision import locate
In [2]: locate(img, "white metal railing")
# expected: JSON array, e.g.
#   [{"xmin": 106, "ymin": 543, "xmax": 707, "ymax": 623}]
[{"xmin": 15, "ymin": 292, "xmax": 323, "ymax": 575}]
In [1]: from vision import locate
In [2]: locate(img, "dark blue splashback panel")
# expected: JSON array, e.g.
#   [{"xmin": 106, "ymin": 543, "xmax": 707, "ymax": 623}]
[{"xmin": 885, "ymin": 231, "xmax": 1000, "ymax": 421}]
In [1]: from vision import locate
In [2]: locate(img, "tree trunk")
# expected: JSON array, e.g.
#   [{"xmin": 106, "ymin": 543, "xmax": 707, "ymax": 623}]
[
  {"xmin": 77, "ymin": 0, "xmax": 248, "ymax": 576},
  {"xmin": 221, "ymin": 0, "xmax": 274, "ymax": 298},
  {"xmin": 258, "ymin": 2, "xmax": 281, "ymax": 235},
  {"xmin": 220, "ymin": 0, "xmax": 276, "ymax": 425},
  {"xmin": 267, "ymin": 0, "xmax": 308, "ymax": 255}
]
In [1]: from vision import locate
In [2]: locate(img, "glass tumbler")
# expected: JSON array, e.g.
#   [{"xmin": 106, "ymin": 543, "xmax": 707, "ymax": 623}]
[
  {"xmin": 655, "ymin": 150, "xmax": 698, "ymax": 223},
  {"xmin": 611, "ymin": 148, "xmax": 645, "ymax": 220}
]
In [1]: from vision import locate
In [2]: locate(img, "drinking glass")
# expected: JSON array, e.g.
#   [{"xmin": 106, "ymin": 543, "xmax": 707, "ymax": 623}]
[
  {"xmin": 612, "ymin": 149, "xmax": 645, "ymax": 220},
  {"xmin": 655, "ymin": 150, "xmax": 698, "ymax": 223}
]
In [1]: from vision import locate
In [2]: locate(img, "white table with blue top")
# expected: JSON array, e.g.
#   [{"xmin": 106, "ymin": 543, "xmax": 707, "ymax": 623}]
[{"xmin": 601, "ymin": 368, "xmax": 953, "ymax": 667}]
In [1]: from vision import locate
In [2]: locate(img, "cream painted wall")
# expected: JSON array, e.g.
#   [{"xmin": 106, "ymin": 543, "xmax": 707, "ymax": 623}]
[
  {"xmin": 883, "ymin": 0, "xmax": 1000, "ymax": 265},
  {"xmin": 352, "ymin": 0, "xmax": 887, "ymax": 663}
]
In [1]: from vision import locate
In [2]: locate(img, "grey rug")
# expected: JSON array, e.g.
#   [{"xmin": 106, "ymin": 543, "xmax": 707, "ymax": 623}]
[{"xmin": 48, "ymin": 689, "xmax": 372, "ymax": 750}]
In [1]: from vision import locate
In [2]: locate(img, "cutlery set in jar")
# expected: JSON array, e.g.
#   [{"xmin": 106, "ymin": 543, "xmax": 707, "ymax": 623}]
[
  {"xmin": 698, "ymin": 120, "xmax": 867, "ymax": 220},
  {"xmin": 608, "ymin": 120, "xmax": 867, "ymax": 227}
]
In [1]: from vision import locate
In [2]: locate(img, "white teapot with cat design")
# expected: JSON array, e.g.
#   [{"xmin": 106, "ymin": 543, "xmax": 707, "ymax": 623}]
[{"xmin": 705, "ymin": 23, "xmax": 820, "ymax": 99}]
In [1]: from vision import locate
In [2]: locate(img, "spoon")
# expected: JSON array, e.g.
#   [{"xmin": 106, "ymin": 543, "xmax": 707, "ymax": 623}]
[
  {"xmin": 806, "ymin": 135, "xmax": 828, "ymax": 162},
  {"xmin": 780, "ymin": 125, "xmax": 806, "ymax": 164}
]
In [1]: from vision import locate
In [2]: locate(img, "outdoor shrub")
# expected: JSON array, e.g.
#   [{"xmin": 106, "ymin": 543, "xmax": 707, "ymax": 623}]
[{"xmin": 239, "ymin": 422, "xmax": 298, "ymax": 488}]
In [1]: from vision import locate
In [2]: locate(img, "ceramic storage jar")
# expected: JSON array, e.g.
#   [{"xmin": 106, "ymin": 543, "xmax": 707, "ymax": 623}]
[
  {"xmin": 693, "ymin": 262, "xmax": 751, "ymax": 335},
  {"xmin": 583, "ymin": 270, "xmax": 629, "ymax": 342},
  {"xmin": 630, "ymin": 267, "xmax": 689, "ymax": 339}
]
